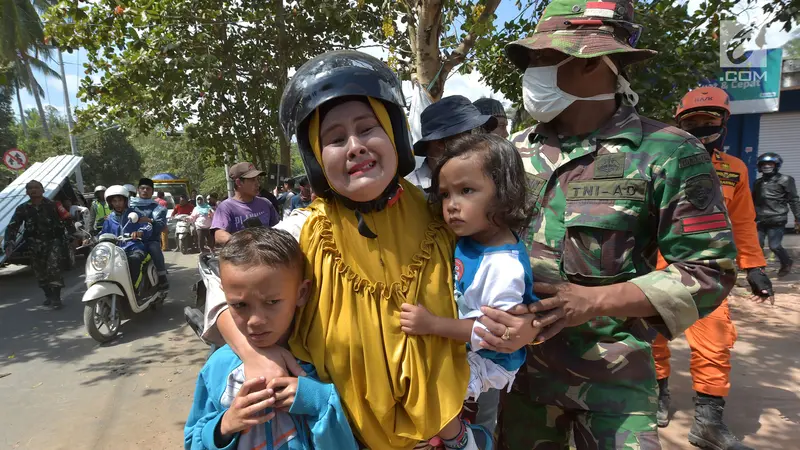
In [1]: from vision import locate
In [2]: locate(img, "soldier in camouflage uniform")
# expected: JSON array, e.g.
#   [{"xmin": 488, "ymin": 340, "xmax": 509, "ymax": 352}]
[
  {"xmin": 4, "ymin": 180, "xmax": 71, "ymax": 309},
  {"xmin": 468, "ymin": 1, "xmax": 738, "ymax": 448}
]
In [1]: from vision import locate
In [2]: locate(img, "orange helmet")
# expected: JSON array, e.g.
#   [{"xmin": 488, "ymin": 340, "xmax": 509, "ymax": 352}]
[{"xmin": 675, "ymin": 87, "xmax": 731, "ymax": 122}]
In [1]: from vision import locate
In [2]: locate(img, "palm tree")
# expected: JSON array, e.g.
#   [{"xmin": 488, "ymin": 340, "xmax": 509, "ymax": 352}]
[{"xmin": 1, "ymin": 0, "xmax": 61, "ymax": 138}]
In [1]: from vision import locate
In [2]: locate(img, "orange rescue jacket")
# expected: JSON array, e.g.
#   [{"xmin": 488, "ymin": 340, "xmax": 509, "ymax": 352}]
[{"xmin": 657, "ymin": 150, "xmax": 764, "ymax": 270}]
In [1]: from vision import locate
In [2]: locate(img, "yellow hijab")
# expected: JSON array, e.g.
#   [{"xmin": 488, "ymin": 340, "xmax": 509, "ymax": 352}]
[{"xmin": 289, "ymin": 98, "xmax": 468, "ymax": 449}]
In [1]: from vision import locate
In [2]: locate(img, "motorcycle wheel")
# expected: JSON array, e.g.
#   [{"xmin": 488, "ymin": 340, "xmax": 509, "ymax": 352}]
[
  {"xmin": 83, "ymin": 296, "xmax": 121, "ymax": 343},
  {"xmin": 180, "ymin": 235, "xmax": 190, "ymax": 255}
]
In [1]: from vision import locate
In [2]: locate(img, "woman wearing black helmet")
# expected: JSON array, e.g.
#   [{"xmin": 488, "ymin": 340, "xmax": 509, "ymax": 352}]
[{"xmin": 204, "ymin": 50, "xmax": 516, "ymax": 449}]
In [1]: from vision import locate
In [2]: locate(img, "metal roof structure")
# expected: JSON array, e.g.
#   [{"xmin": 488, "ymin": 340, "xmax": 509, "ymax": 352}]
[{"xmin": 0, "ymin": 155, "xmax": 83, "ymax": 264}]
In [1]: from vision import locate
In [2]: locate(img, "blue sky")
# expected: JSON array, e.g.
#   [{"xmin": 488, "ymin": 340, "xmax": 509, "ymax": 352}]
[{"xmin": 14, "ymin": 1, "xmax": 794, "ymax": 119}]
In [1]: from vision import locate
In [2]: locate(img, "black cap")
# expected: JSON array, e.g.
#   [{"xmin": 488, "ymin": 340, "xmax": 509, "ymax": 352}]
[
  {"xmin": 473, "ymin": 98, "xmax": 507, "ymax": 119},
  {"xmin": 414, "ymin": 96, "xmax": 497, "ymax": 156},
  {"xmin": 138, "ymin": 178, "xmax": 154, "ymax": 188}
]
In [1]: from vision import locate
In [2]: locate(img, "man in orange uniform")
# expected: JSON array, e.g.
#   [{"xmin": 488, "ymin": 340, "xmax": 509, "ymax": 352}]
[{"xmin": 652, "ymin": 87, "xmax": 774, "ymax": 450}]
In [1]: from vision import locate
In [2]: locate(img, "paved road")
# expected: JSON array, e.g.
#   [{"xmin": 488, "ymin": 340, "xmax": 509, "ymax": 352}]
[
  {"xmin": 0, "ymin": 251, "xmax": 208, "ymax": 450},
  {"xmin": 2, "ymin": 248, "xmax": 798, "ymax": 450}
]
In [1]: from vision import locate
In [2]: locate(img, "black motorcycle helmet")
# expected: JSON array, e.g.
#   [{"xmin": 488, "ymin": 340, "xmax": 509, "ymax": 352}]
[
  {"xmin": 279, "ymin": 50, "xmax": 415, "ymax": 202},
  {"xmin": 757, "ymin": 152, "xmax": 782, "ymax": 171}
]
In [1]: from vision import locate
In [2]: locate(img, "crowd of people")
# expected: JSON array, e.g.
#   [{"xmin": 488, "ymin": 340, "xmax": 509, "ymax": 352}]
[{"xmin": 5, "ymin": 1, "xmax": 800, "ymax": 449}]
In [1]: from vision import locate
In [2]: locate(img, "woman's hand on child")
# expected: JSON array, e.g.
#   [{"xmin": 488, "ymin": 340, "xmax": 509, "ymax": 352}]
[
  {"xmin": 400, "ymin": 303, "xmax": 438, "ymax": 335},
  {"xmin": 220, "ymin": 377, "xmax": 276, "ymax": 436},
  {"xmin": 244, "ymin": 345, "xmax": 306, "ymax": 384},
  {"xmin": 474, "ymin": 304, "xmax": 540, "ymax": 352},
  {"xmin": 267, "ymin": 377, "xmax": 299, "ymax": 411}
]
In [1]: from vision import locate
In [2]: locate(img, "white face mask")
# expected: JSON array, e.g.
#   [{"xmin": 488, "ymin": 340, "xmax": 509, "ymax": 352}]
[{"xmin": 522, "ymin": 56, "xmax": 639, "ymax": 123}]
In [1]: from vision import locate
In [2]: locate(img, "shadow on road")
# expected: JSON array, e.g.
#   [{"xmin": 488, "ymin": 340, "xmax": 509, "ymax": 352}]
[
  {"xmin": 659, "ymin": 265, "xmax": 800, "ymax": 449},
  {"xmin": 0, "ymin": 262, "xmax": 205, "ymax": 372}
]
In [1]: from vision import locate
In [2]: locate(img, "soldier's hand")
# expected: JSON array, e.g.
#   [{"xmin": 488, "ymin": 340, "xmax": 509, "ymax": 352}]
[
  {"xmin": 131, "ymin": 231, "xmax": 143, "ymax": 240},
  {"xmin": 746, "ymin": 267, "xmax": 774, "ymax": 305},
  {"xmin": 527, "ymin": 282, "xmax": 600, "ymax": 342}
]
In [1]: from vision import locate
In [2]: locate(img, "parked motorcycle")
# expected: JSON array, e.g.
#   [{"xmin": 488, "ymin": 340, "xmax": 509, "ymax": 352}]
[
  {"xmin": 185, "ymin": 252, "xmax": 217, "ymax": 342},
  {"xmin": 174, "ymin": 214, "xmax": 195, "ymax": 255},
  {"xmin": 185, "ymin": 217, "xmax": 263, "ymax": 343},
  {"xmin": 82, "ymin": 212, "xmax": 168, "ymax": 343}
]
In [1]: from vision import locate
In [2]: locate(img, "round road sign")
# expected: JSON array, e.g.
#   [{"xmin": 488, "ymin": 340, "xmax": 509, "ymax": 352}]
[{"xmin": 3, "ymin": 148, "xmax": 28, "ymax": 171}]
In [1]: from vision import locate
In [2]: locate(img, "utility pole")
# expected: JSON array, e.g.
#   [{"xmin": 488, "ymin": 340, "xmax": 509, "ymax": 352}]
[
  {"xmin": 225, "ymin": 146, "xmax": 235, "ymax": 199},
  {"xmin": 58, "ymin": 50, "xmax": 84, "ymax": 193}
]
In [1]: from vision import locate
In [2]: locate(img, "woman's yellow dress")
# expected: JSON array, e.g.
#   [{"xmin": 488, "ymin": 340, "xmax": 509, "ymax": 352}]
[{"xmin": 289, "ymin": 179, "xmax": 469, "ymax": 449}]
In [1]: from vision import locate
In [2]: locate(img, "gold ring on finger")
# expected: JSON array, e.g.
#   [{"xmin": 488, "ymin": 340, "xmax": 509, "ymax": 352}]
[{"xmin": 502, "ymin": 326, "xmax": 511, "ymax": 341}]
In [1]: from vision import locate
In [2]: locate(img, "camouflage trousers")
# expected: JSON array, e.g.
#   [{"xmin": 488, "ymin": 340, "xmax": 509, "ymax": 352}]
[
  {"xmin": 497, "ymin": 393, "xmax": 661, "ymax": 450},
  {"xmin": 29, "ymin": 238, "xmax": 64, "ymax": 289}
]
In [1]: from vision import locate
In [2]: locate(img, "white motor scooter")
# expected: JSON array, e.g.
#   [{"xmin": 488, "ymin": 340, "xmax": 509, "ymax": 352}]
[
  {"xmin": 174, "ymin": 214, "xmax": 195, "ymax": 255},
  {"xmin": 82, "ymin": 212, "xmax": 167, "ymax": 343}
]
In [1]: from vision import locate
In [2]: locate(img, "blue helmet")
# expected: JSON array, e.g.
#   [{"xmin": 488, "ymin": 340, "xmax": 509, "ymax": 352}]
[{"xmin": 757, "ymin": 152, "xmax": 782, "ymax": 170}]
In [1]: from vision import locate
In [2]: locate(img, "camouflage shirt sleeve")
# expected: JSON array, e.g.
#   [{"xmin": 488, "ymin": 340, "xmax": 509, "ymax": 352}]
[
  {"xmin": 629, "ymin": 140, "xmax": 737, "ymax": 339},
  {"xmin": 4, "ymin": 205, "xmax": 26, "ymax": 248}
]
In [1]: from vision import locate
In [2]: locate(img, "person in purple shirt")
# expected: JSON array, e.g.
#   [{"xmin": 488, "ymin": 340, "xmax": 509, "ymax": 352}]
[{"xmin": 211, "ymin": 162, "xmax": 280, "ymax": 246}]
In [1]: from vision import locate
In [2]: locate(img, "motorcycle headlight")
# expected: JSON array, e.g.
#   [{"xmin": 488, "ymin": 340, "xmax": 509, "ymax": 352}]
[{"xmin": 91, "ymin": 246, "xmax": 111, "ymax": 271}]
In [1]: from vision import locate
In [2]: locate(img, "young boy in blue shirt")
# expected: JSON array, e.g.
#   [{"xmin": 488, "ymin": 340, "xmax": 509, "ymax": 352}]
[
  {"xmin": 101, "ymin": 185, "xmax": 152, "ymax": 285},
  {"xmin": 184, "ymin": 228, "xmax": 357, "ymax": 450}
]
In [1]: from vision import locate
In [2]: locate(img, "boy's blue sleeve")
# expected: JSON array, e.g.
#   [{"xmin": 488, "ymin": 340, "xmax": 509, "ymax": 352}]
[
  {"xmin": 289, "ymin": 375, "xmax": 358, "ymax": 450},
  {"xmin": 184, "ymin": 368, "xmax": 239, "ymax": 450}
]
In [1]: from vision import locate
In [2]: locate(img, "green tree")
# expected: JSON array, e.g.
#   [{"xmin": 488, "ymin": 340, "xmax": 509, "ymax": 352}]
[
  {"xmin": 198, "ymin": 165, "xmax": 228, "ymax": 199},
  {"xmin": 783, "ymin": 31, "xmax": 800, "ymax": 59},
  {"xmin": 1, "ymin": 0, "xmax": 62, "ymax": 138},
  {"xmin": 0, "ymin": 64, "xmax": 16, "ymax": 153},
  {"xmin": 362, "ymin": 0, "xmax": 502, "ymax": 100},
  {"xmin": 45, "ymin": 0, "xmax": 379, "ymax": 170},
  {"xmin": 473, "ymin": 0, "xmax": 728, "ymax": 122},
  {"xmin": 133, "ymin": 131, "xmax": 207, "ymax": 189},
  {"xmin": 78, "ymin": 127, "xmax": 142, "ymax": 187}
]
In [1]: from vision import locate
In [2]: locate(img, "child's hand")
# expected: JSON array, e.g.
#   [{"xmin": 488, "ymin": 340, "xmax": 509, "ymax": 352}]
[
  {"xmin": 219, "ymin": 377, "xmax": 276, "ymax": 436},
  {"xmin": 400, "ymin": 303, "xmax": 438, "ymax": 336},
  {"xmin": 131, "ymin": 231, "xmax": 143, "ymax": 239},
  {"xmin": 267, "ymin": 377, "xmax": 299, "ymax": 411}
]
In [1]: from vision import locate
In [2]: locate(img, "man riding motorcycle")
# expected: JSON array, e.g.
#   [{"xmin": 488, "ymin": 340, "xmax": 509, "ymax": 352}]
[
  {"xmin": 130, "ymin": 178, "xmax": 169, "ymax": 289},
  {"xmin": 87, "ymin": 185, "xmax": 111, "ymax": 234},
  {"xmin": 101, "ymin": 185, "xmax": 152, "ymax": 287},
  {"xmin": 652, "ymin": 86, "xmax": 772, "ymax": 450}
]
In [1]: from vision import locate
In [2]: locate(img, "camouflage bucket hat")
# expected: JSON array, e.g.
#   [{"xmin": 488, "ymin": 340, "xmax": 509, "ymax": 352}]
[{"xmin": 505, "ymin": 0, "xmax": 657, "ymax": 70}]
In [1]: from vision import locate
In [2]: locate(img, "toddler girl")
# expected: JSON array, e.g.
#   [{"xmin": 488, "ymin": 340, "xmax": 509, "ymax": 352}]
[{"xmin": 401, "ymin": 133, "xmax": 538, "ymax": 448}]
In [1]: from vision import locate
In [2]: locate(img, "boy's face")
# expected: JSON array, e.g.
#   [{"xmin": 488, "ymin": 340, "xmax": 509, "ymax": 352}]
[
  {"xmin": 221, "ymin": 262, "xmax": 309, "ymax": 348},
  {"xmin": 110, "ymin": 196, "xmax": 127, "ymax": 212}
]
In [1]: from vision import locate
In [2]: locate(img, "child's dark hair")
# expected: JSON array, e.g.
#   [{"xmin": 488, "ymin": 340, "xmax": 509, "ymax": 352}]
[
  {"xmin": 430, "ymin": 133, "xmax": 533, "ymax": 231},
  {"xmin": 219, "ymin": 227, "xmax": 303, "ymax": 273}
]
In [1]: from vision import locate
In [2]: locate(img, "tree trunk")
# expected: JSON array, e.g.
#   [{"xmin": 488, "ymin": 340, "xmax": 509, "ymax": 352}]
[
  {"xmin": 25, "ymin": 61, "xmax": 51, "ymax": 139},
  {"xmin": 411, "ymin": 0, "xmax": 501, "ymax": 100},
  {"xmin": 14, "ymin": 79, "xmax": 28, "ymax": 138}
]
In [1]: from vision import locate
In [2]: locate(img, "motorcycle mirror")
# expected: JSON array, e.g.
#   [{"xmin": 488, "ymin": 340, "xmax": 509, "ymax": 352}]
[{"xmin": 128, "ymin": 212, "xmax": 140, "ymax": 223}]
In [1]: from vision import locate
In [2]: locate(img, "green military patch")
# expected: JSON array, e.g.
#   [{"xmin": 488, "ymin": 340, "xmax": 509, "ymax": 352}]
[
  {"xmin": 678, "ymin": 152, "xmax": 711, "ymax": 169},
  {"xmin": 566, "ymin": 179, "xmax": 646, "ymax": 201},
  {"xmin": 594, "ymin": 154, "xmax": 626, "ymax": 179},
  {"xmin": 716, "ymin": 170, "xmax": 740, "ymax": 187},
  {"xmin": 685, "ymin": 173, "xmax": 714, "ymax": 210},
  {"xmin": 528, "ymin": 174, "xmax": 547, "ymax": 201}
]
